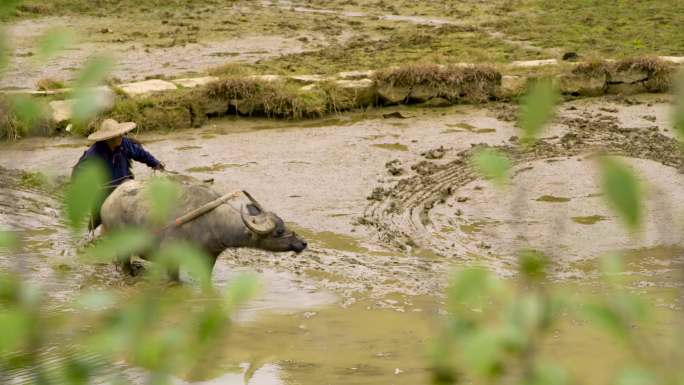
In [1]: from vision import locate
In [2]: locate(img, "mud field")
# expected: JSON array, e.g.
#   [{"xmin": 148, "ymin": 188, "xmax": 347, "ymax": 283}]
[{"xmin": 1, "ymin": 94, "xmax": 683, "ymax": 384}]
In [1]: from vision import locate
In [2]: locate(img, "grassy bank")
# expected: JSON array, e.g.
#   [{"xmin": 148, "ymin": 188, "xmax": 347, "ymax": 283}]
[{"xmin": 1, "ymin": 57, "xmax": 679, "ymax": 139}]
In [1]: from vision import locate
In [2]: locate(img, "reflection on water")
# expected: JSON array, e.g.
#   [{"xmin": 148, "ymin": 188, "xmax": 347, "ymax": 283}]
[{"xmin": 173, "ymin": 363, "xmax": 284, "ymax": 385}]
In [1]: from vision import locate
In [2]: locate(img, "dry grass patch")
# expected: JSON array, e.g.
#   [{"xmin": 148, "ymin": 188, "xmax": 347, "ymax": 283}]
[
  {"xmin": 36, "ymin": 78, "xmax": 67, "ymax": 91},
  {"xmin": 373, "ymin": 63, "xmax": 501, "ymax": 103},
  {"xmin": 205, "ymin": 78, "xmax": 328, "ymax": 119},
  {"xmin": 614, "ymin": 56, "xmax": 675, "ymax": 92},
  {"xmin": 105, "ymin": 89, "xmax": 209, "ymax": 133},
  {"xmin": 571, "ymin": 60, "xmax": 610, "ymax": 78}
]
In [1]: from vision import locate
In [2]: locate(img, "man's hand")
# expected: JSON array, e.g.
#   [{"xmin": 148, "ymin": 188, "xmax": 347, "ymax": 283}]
[{"xmin": 154, "ymin": 162, "xmax": 166, "ymax": 171}]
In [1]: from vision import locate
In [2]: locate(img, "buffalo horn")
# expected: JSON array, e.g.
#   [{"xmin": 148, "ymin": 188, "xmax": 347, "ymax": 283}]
[
  {"xmin": 241, "ymin": 204, "xmax": 276, "ymax": 235},
  {"xmin": 242, "ymin": 190, "xmax": 265, "ymax": 212}
]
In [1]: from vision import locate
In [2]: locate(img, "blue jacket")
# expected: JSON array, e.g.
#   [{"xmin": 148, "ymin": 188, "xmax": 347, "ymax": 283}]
[{"xmin": 73, "ymin": 138, "xmax": 161, "ymax": 188}]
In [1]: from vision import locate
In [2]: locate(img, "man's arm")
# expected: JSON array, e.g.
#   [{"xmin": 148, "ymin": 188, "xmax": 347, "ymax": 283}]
[{"xmin": 126, "ymin": 139, "xmax": 164, "ymax": 170}]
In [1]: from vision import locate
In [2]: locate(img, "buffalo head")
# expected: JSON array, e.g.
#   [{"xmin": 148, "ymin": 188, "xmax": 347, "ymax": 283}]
[{"xmin": 240, "ymin": 192, "xmax": 307, "ymax": 253}]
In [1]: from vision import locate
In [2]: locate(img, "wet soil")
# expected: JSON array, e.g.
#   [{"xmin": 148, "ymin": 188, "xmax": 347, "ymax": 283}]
[
  {"xmin": 2, "ymin": 16, "xmax": 315, "ymax": 89},
  {"xmin": 1, "ymin": 94, "xmax": 683, "ymax": 384}
]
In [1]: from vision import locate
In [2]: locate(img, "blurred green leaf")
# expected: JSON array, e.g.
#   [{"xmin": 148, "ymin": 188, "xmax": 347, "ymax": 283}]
[
  {"xmin": 76, "ymin": 291, "xmax": 116, "ymax": 311},
  {"xmin": 36, "ymin": 28, "xmax": 74, "ymax": 62},
  {"xmin": 145, "ymin": 177, "xmax": 179, "ymax": 226},
  {"xmin": 70, "ymin": 56, "xmax": 114, "ymax": 123},
  {"xmin": 448, "ymin": 268, "xmax": 498, "ymax": 310},
  {"xmin": 0, "ymin": 29, "xmax": 9, "ymax": 72},
  {"xmin": 224, "ymin": 274, "xmax": 259, "ymax": 310},
  {"xmin": 513, "ymin": 293, "xmax": 543, "ymax": 331},
  {"xmin": 84, "ymin": 228, "xmax": 152, "ymax": 263},
  {"xmin": 518, "ymin": 248, "xmax": 548, "ymax": 281},
  {"xmin": 74, "ymin": 56, "xmax": 115, "ymax": 88},
  {"xmin": 615, "ymin": 292, "xmax": 649, "ymax": 322},
  {"xmin": 70, "ymin": 87, "xmax": 108, "ymax": 123},
  {"xmin": 473, "ymin": 148, "xmax": 510, "ymax": 187},
  {"xmin": 518, "ymin": 78, "xmax": 559, "ymax": 144},
  {"xmin": 599, "ymin": 157, "xmax": 641, "ymax": 231},
  {"xmin": 583, "ymin": 303, "xmax": 628, "ymax": 340},
  {"xmin": 526, "ymin": 362, "xmax": 568, "ymax": 385},
  {"xmin": 461, "ymin": 330, "xmax": 504, "ymax": 377},
  {"xmin": 0, "ymin": 309, "xmax": 30, "ymax": 353},
  {"xmin": 0, "ymin": 230, "xmax": 18, "ymax": 250},
  {"xmin": 616, "ymin": 368, "xmax": 657, "ymax": 385},
  {"xmin": 11, "ymin": 95, "xmax": 44, "ymax": 128},
  {"xmin": 67, "ymin": 359, "xmax": 96, "ymax": 385},
  {"xmin": 674, "ymin": 71, "xmax": 684, "ymax": 142},
  {"xmin": 150, "ymin": 242, "xmax": 213, "ymax": 289},
  {"xmin": 0, "ymin": 0, "xmax": 21, "ymax": 17},
  {"xmin": 64, "ymin": 160, "xmax": 108, "ymax": 230}
]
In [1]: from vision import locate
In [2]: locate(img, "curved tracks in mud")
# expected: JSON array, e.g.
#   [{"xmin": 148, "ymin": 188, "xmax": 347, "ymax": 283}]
[{"xmin": 362, "ymin": 110, "xmax": 684, "ymax": 270}]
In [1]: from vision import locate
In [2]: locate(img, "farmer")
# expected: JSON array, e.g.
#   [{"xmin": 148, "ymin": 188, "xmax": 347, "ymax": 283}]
[{"xmin": 72, "ymin": 118, "xmax": 165, "ymax": 230}]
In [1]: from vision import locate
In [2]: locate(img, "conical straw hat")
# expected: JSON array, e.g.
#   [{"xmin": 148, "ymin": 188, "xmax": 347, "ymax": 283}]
[{"xmin": 87, "ymin": 119, "xmax": 136, "ymax": 141}]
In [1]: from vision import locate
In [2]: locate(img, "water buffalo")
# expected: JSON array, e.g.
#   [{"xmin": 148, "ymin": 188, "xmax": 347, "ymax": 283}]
[{"xmin": 100, "ymin": 176, "xmax": 307, "ymax": 277}]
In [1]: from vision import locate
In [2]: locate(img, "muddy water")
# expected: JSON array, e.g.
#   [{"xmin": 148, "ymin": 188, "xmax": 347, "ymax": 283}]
[{"xmin": 1, "ymin": 95, "xmax": 682, "ymax": 384}]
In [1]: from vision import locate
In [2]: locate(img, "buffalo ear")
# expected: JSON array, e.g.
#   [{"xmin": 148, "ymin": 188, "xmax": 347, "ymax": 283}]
[
  {"xmin": 241, "ymin": 204, "xmax": 276, "ymax": 235},
  {"xmin": 246, "ymin": 203, "xmax": 261, "ymax": 216}
]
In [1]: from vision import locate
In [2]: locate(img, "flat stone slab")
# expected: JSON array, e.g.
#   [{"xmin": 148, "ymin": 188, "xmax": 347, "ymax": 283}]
[
  {"xmin": 289, "ymin": 75, "xmax": 328, "ymax": 84},
  {"xmin": 171, "ymin": 76, "xmax": 218, "ymax": 88},
  {"xmin": 510, "ymin": 59, "xmax": 558, "ymax": 68},
  {"xmin": 334, "ymin": 79, "xmax": 375, "ymax": 89},
  {"xmin": 337, "ymin": 70, "xmax": 375, "ymax": 80},
  {"xmin": 249, "ymin": 75, "xmax": 282, "ymax": 82},
  {"xmin": 48, "ymin": 87, "xmax": 115, "ymax": 124},
  {"xmin": 659, "ymin": 56, "xmax": 684, "ymax": 65},
  {"xmin": 49, "ymin": 100, "xmax": 72, "ymax": 123},
  {"xmin": 118, "ymin": 79, "xmax": 177, "ymax": 97}
]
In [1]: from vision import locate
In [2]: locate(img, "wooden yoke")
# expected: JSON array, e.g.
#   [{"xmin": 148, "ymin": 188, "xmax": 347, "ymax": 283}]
[{"xmin": 155, "ymin": 190, "xmax": 242, "ymax": 235}]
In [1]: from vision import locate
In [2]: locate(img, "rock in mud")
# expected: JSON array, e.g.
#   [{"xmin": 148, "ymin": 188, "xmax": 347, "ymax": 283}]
[
  {"xmin": 422, "ymin": 146, "xmax": 446, "ymax": 160},
  {"xmin": 382, "ymin": 111, "xmax": 410, "ymax": 119},
  {"xmin": 334, "ymin": 79, "xmax": 376, "ymax": 107},
  {"xmin": 558, "ymin": 73, "xmax": 607, "ymax": 96},
  {"xmin": 608, "ymin": 67, "xmax": 649, "ymax": 84},
  {"xmin": 419, "ymin": 97, "xmax": 451, "ymax": 108},
  {"xmin": 606, "ymin": 82, "xmax": 646, "ymax": 95},
  {"xmin": 408, "ymin": 84, "xmax": 440, "ymax": 102},
  {"xmin": 385, "ymin": 159, "xmax": 404, "ymax": 176},
  {"xmin": 377, "ymin": 84, "xmax": 410, "ymax": 105},
  {"xmin": 48, "ymin": 100, "xmax": 73, "ymax": 124},
  {"xmin": 496, "ymin": 75, "xmax": 527, "ymax": 99},
  {"xmin": 367, "ymin": 186, "xmax": 388, "ymax": 201},
  {"xmin": 411, "ymin": 160, "xmax": 438, "ymax": 176},
  {"xmin": 562, "ymin": 52, "xmax": 579, "ymax": 61}
]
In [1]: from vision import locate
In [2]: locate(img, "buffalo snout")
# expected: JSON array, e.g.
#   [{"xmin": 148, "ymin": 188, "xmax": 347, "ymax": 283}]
[{"xmin": 290, "ymin": 239, "xmax": 308, "ymax": 253}]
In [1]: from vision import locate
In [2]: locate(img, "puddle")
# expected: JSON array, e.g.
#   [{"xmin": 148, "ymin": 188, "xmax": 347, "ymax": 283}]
[
  {"xmin": 372, "ymin": 143, "xmax": 409, "ymax": 152},
  {"xmin": 535, "ymin": 194, "xmax": 571, "ymax": 203},
  {"xmin": 460, "ymin": 222, "xmax": 484, "ymax": 234},
  {"xmin": 176, "ymin": 145, "xmax": 203, "ymax": 151},
  {"xmin": 292, "ymin": 227, "xmax": 369, "ymax": 254},
  {"xmin": 446, "ymin": 122, "xmax": 496, "ymax": 133},
  {"xmin": 52, "ymin": 142, "xmax": 87, "ymax": 148},
  {"xmin": 571, "ymin": 215, "xmax": 608, "ymax": 225},
  {"xmin": 186, "ymin": 163, "xmax": 246, "ymax": 173}
]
